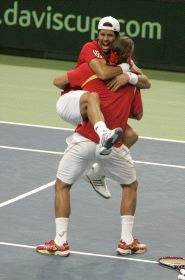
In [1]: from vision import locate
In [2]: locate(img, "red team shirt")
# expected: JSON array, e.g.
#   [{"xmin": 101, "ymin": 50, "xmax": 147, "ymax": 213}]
[
  {"xmin": 67, "ymin": 40, "xmax": 143, "ymax": 147},
  {"xmin": 77, "ymin": 40, "xmax": 107, "ymax": 65}
]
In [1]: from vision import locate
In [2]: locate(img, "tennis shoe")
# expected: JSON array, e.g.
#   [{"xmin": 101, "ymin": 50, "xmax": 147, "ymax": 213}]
[
  {"xmin": 84, "ymin": 163, "xmax": 111, "ymax": 199},
  {"xmin": 116, "ymin": 239, "xmax": 147, "ymax": 255},
  {"xmin": 98, "ymin": 128, "xmax": 123, "ymax": 155},
  {"xmin": 36, "ymin": 240, "xmax": 70, "ymax": 257}
]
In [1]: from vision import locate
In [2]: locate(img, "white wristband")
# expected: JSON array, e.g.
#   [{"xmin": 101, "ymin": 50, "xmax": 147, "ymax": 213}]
[
  {"xmin": 126, "ymin": 72, "xmax": 138, "ymax": 85},
  {"xmin": 118, "ymin": 63, "xmax": 130, "ymax": 73}
]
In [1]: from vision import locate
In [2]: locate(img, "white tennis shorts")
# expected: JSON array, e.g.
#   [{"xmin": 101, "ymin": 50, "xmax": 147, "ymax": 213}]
[
  {"xmin": 56, "ymin": 90, "xmax": 87, "ymax": 125},
  {"xmin": 57, "ymin": 133, "xmax": 136, "ymax": 185}
]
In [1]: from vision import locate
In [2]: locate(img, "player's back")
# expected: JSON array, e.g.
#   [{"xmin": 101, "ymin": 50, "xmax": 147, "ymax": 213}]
[{"xmin": 68, "ymin": 62, "xmax": 136, "ymax": 130}]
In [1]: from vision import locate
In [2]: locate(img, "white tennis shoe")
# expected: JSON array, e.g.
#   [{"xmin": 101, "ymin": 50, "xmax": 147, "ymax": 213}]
[
  {"xmin": 84, "ymin": 163, "xmax": 111, "ymax": 199},
  {"xmin": 98, "ymin": 128, "xmax": 123, "ymax": 155}
]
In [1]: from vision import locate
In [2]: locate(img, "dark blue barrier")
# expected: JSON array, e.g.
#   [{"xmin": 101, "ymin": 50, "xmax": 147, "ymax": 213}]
[{"xmin": 0, "ymin": 0, "xmax": 184, "ymax": 71}]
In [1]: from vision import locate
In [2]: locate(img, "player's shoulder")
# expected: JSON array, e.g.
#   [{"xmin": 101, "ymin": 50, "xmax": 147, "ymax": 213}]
[{"xmin": 82, "ymin": 40, "xmax": 98, "ymax": 49}]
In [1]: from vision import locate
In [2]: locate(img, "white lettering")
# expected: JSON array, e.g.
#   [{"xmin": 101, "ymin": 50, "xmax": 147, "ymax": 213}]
[
  {"xmin": 76, "ymin": 15, "xmax": 90, "ymax": 32},
  {"xmin": 141, "ymin": 22, "xmax": 161, "ymax": 39},
  {"xmin": 4, "ymin": 1, "xmax": 18, "ymax": 25},
  {"xmin": 46, "ymin": 6, "xmax": 52, "ymax": 29},
  {"xmin": 32, "ymin": 11, "xmax": 45, "ymax": 28},
  {"xmin": 19, "ymin": 11, "xmax": 31, "ymax": 27},
  {"xmin": 52, "ymin": 13, "xmax": 63, "ymax": 30},
  {"xmin": 93, "ymin": 50, "xmax": 103, "ymax": 58},
  {"xmin": 64, "ymin": 14, "xmax": 76, "ymax": 31},
  {"xmin": 118, "ymin": 19, "xmax": 126, "ymax": 36},
  {"xmin": 126, "ymin": 20, "xmax": 140, "ymax": 37},
  {"xmin": 91, "ymin": 17, "xmax": 101, "ymax": 40}
]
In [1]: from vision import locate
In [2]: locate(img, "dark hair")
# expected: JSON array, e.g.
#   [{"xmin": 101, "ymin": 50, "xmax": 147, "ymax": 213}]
[{"xmin": 111, "ymin": 36, "xmax": 135, "ymax": 63}]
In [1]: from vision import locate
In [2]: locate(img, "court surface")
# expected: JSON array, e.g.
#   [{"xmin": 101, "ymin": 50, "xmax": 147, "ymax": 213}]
[{"xmin": 0, "ymin": 121, "xmax": 184, "ymax": 280}]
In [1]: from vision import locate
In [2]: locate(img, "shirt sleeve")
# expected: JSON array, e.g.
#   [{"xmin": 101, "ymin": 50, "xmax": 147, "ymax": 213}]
[
  {"xmin": 67, "ymin": 69, "xmax": 81, "ymax": 87},
  {"xmin": 77, "ymin": 42, "xmax": 103, "ymax": 65},
  {"xmin": 130, "ymin": 88, "xmax": 143, "ymax": 114}
]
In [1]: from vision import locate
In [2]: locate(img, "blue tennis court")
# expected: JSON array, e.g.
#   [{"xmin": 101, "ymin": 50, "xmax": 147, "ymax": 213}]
[{"xmin": 0, "ymin": 122, "xmax": 184, "ymax": 280}]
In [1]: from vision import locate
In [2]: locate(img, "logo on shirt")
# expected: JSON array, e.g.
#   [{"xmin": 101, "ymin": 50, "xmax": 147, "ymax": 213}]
[{"xmin": 93, "ymin": 50, "xmax": 103, "ymax": 59}]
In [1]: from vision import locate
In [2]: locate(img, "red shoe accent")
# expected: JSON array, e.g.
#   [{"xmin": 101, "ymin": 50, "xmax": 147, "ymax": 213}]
[
  {"xmin": 36, "ymin": 240, "xmax": 70, "ymax": 256},
  {"xmin": 116, "ymin": 239, "xmax": 147, "ymax": 255}
]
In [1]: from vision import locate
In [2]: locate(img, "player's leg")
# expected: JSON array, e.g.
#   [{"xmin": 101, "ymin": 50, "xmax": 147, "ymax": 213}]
[
  {"xmin": 36, "ymin": 133, "xmax": 96, "ymax": 256},
  {"xmin": 117, "ymin": 181, "xmax": 147, "ymax": 255},
  {"xmin": 96, "ymin": 144, "xmax": 147, "ymax": 255},
  {"xmin": 120, "ymin": 181, "xmax": 137, "ymax": 245},
  {"xmin": 80, "ymin": 91, "xmax": 123, "ymax": 155},
  {"xmin": 36, "ymin": 178, "xmax": 71, "ymax": 257},
  {"xmin": 80, "ymin": 91, "xmax": 104, "ymax": 124}
]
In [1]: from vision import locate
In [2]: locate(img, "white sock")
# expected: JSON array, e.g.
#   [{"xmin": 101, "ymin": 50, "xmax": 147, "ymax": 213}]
[
  {"xmin": 121, "ymin": 215, "xmax": 134, "ymax": 244},
  {"xmin": 54, "ymin": 217, "xmax": 69, "ymax": 246},
  {"xmin": 94, "ymin": 121, "xmax": 108, "ymax": 139}
]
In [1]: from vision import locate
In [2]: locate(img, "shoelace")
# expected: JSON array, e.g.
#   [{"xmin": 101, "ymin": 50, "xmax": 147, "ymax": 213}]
[{"xmin": 91, "ymin": 179, "xmax": 104, "ymax": 186}]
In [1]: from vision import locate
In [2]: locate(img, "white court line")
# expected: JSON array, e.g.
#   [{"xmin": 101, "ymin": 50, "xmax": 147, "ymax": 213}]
[
  {"xmin": 0, "ymin": 241, "xmax": 158, "ymax": 264},
  {"xmin": 1, "ymin": 120, "xmax": 185, "ymax": 143},
  {"xmin": 0, "ymin": 120, "xmax": 73, "ymax": 131},
  {"xmin": 134, "ymin": 160, "xmax": 185, "ymax": 169},
  {"xmin": 0, "ymin": 180, "xmax": 55, "ymax": 208},
  {"xmin": 0, "ymin": 145, "xmax": 63, "ymax": 155},
  {"xmin": 0, "ymin": 145, "xmax": 184, "ymax": 169}
]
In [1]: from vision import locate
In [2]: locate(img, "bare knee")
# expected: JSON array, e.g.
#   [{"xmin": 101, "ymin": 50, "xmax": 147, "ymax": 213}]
[
  {"xmin": 130, "ymin": 180, "xmax": 138, "ymax": 191},
  {"xmin": 55, "ymin": 178, "xmax": 71, "ymax": 193},
  {"xmin": 87, "ymin": 92, "xmax": 100, "ymax": 104},
  {"xmin": 81, "ymin": 91, "xmax": 99, "ymax": 103},
  {"xmin": 80, "ymin": 92, "xmax": 100, "ymax": 116},
  {"xmin": 121, "ymin": 180, "xmax": 138, "ymax": 191}
]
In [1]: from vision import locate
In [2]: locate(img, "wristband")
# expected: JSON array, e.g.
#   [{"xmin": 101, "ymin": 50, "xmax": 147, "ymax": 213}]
[
  {"xmin": 126, "ymin": 72, "xmax": 138, "ymax": 85},
  {"xmin": 118, "ymin": 63, "xmax": 130, "ymax": 73}
]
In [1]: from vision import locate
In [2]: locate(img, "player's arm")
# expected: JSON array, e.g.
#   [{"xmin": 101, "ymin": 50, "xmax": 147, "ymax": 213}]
[
  {"xmin": 107, "ymin": 72, "xmax": 151, "ymax": 91},
  {"xmin": 128, "ymin": 59, "xmax": 143, "ymax": 75},
  {"xmin": 90, "ymin": 53, "xmax": 143, "ymax": 81},
  {"xmin": 53, "ymin": 74, "xmax": 69, "ymax": 89},
  {"xmin": 135, "ymin": 74, "xmax": 151, "ymax": 89},
  {"xmin": 89, "ymin": 58, "xmax": 128, "ymax": 80}
]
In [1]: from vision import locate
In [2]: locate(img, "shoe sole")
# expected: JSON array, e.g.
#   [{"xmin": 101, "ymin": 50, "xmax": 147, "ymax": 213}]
[
  {"xmin": 100, "ymin": 128, "xmax": 123, "ymax": 155},
  {"xmin": 99, "ymin": 147, "xmax": 112, "ymax": 155},
  {"xmin": 36, "ymin": 249, "xmax": 70, "ymax": 257},
  {"xmin": 116, "ymin": 248, "xmax": 147, "ymax": 255},
  {"xmin": 86, "ymin": 175, "xmax": 111, "ymax": 199}
]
